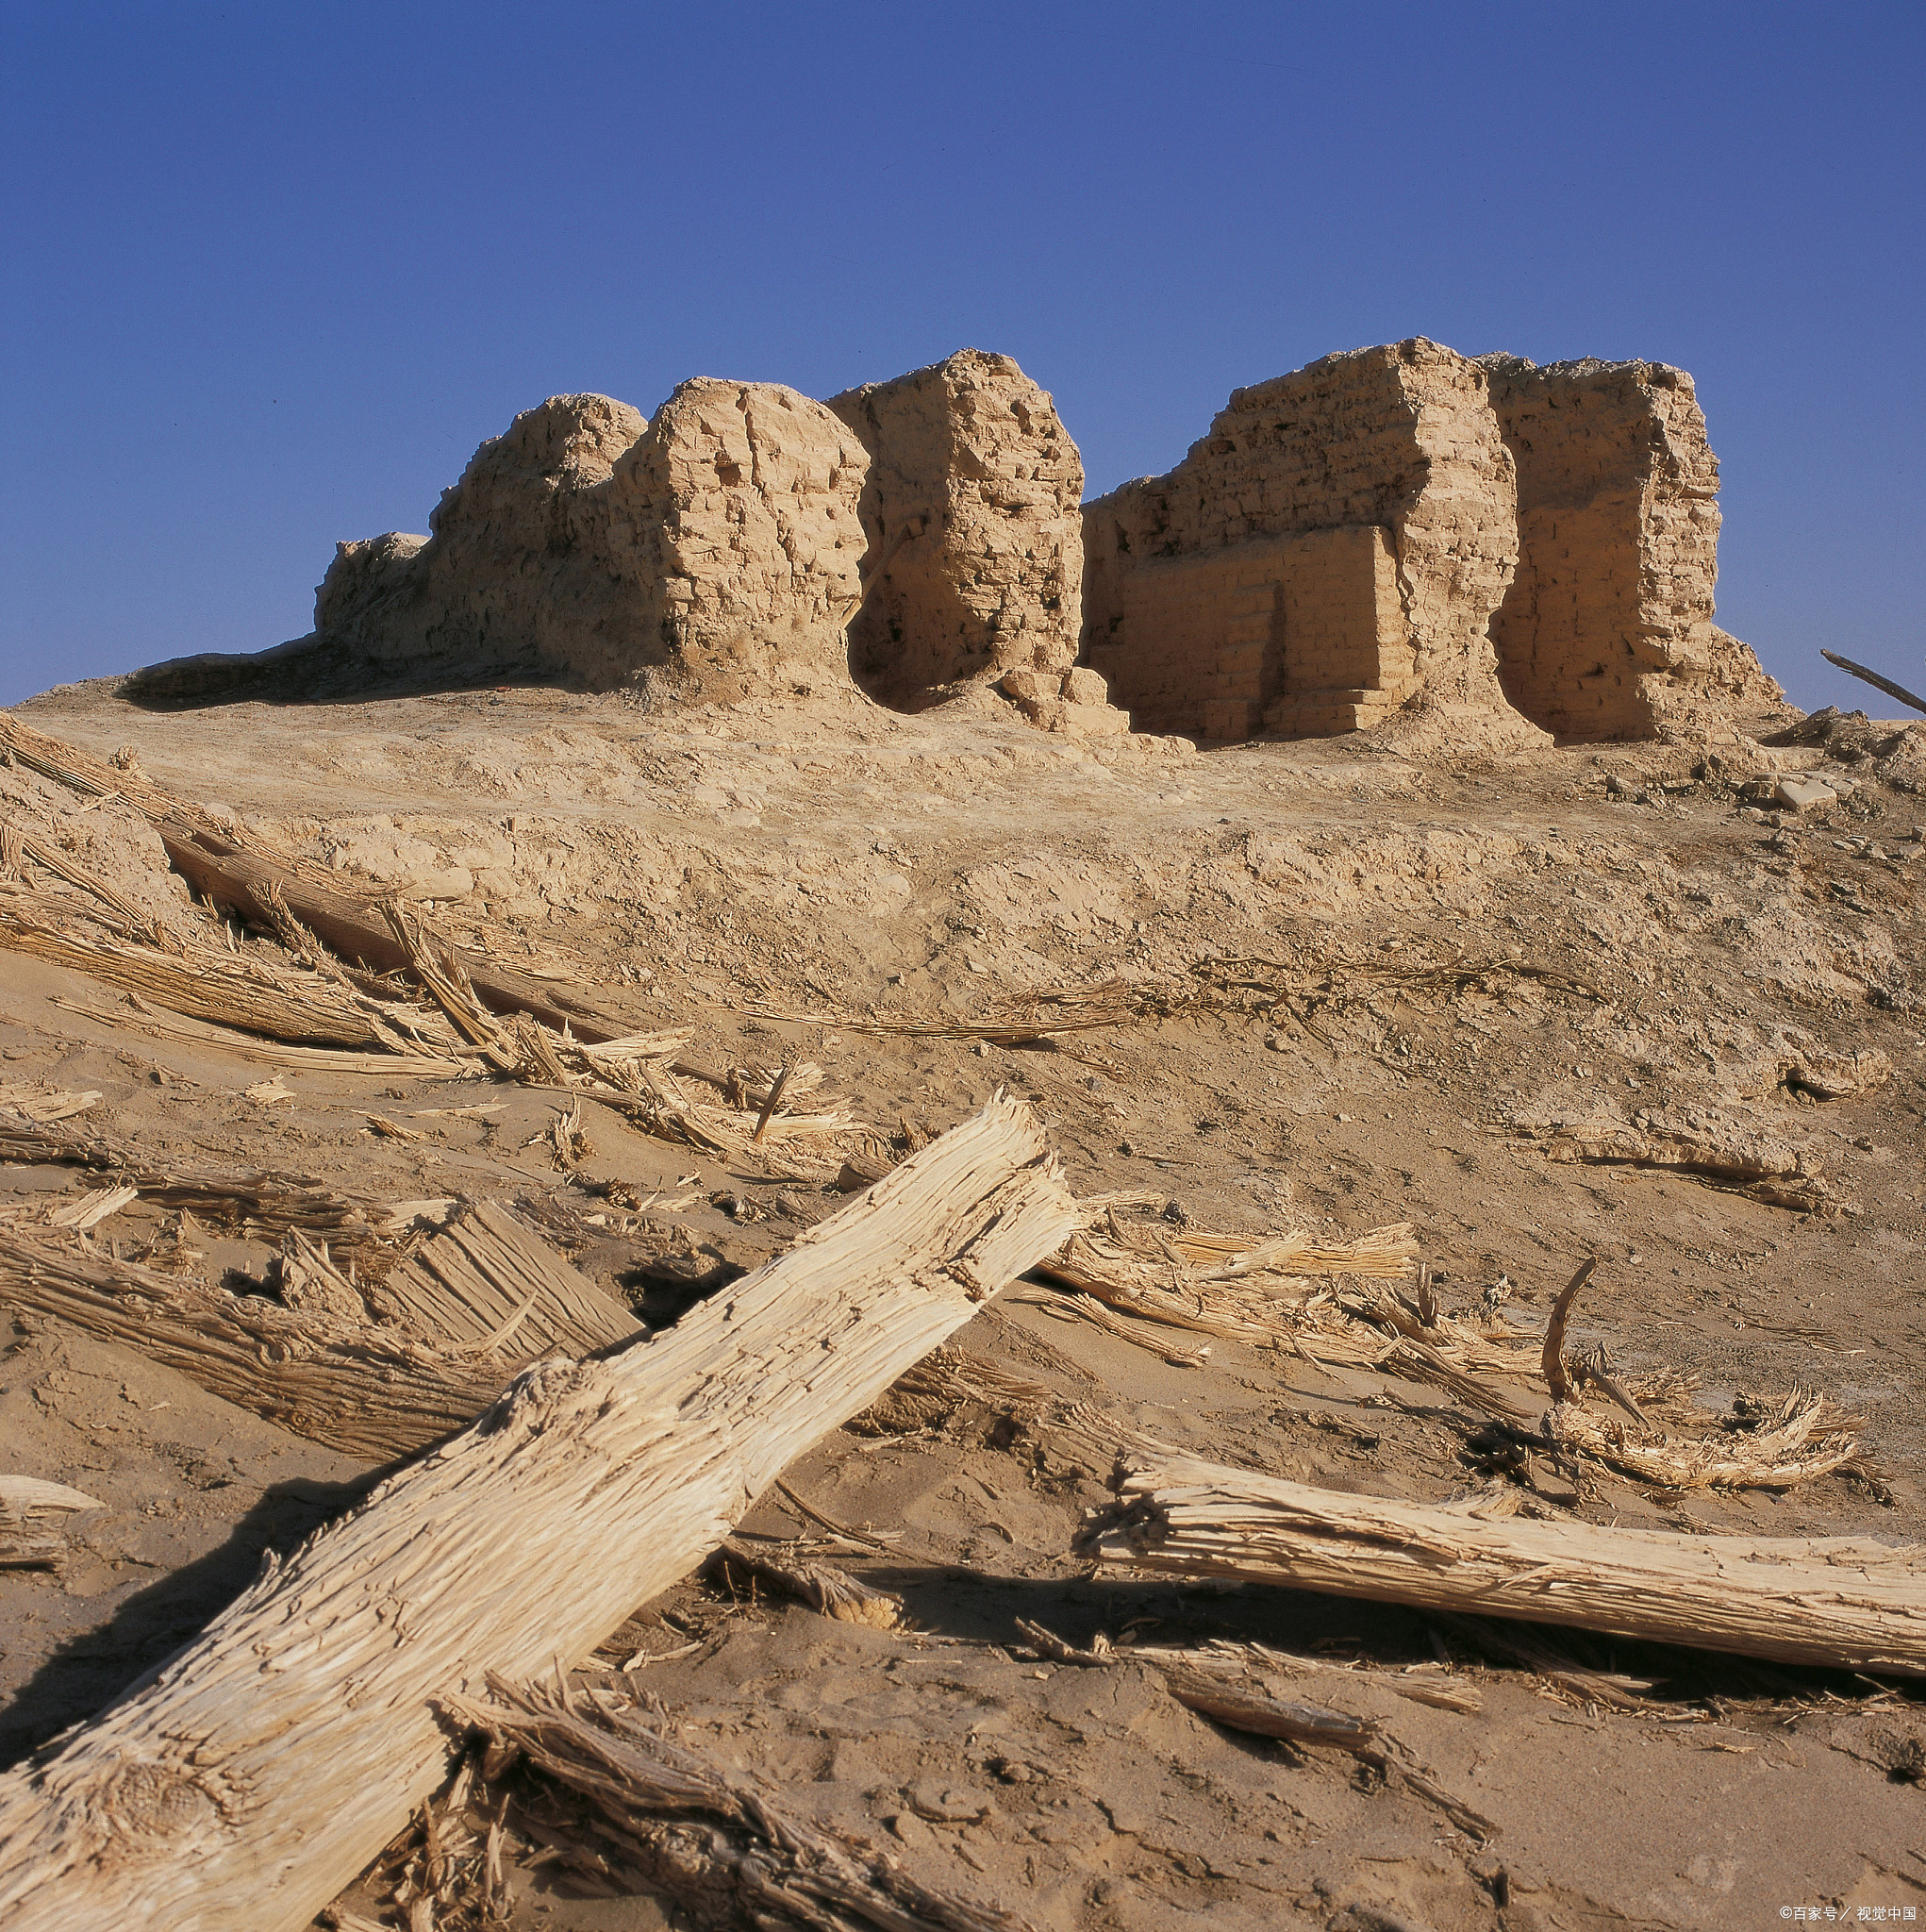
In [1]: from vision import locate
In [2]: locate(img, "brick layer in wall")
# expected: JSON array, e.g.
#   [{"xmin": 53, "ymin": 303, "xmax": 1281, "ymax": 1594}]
[
  {"xmin": 1080, "ymin": 340, "xmax": 1520, "ymax": 741},
  {"xmin": 1090, "ymin": 525, "xmax": 1413, "ymax": 740}
]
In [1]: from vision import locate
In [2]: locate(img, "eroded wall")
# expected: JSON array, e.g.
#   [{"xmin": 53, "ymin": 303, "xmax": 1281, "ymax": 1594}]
[
  {"xmin": 1081, "ymin": 339, "xmax": 1525, "ymax": 741},
  {"xmin": 310, "ymin": 385, "xmax": 869, "ymax": 696},
  {"xmin": 827, "ymin": 350, "xmax": 1083, "ymax": 707},
  {"xmin": 1479, "ymin": 356, "xmax": 1748, "ymax": 739}
]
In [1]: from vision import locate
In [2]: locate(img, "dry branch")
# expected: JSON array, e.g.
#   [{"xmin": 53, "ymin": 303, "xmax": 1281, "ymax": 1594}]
[
  {"xmin": 1531, "ymin": 1258, "xmax": 1859, "ymax": 1491},
  {"xmin": 0, "ymin": 1095, "xmax": 1077, "ymax": 1932},
  {"xmin": 1821, "ymin": 648, "xmax": 1926, "ymax": 719},
  {"xmin": 1085, "ymin": 1454, "xmax": 1926, "ymax": 1678}
]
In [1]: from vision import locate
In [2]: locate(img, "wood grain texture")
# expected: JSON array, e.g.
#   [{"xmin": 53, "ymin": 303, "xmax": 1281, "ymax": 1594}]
[
  {"xmin": 1088, "ymin": 1454, "xmax": 1926, "ymax": 1678},
  {"xmin": 0, "ymin": 1094, "xmax": 1076, "ymax": 1932}
]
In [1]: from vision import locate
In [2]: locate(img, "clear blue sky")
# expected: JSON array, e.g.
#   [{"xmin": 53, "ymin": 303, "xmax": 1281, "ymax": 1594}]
[{"xmin": 4, "ymin": 1, "xmax": 1921, "ymax": 712}]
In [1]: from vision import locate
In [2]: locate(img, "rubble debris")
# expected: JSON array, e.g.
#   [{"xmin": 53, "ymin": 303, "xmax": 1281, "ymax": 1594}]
[
  {"xmin": 1775, "ymin": 774, "xmax": 1838, "ymax": 812},
  {"xmin": 1478, "ymin": 356, "xmax": 1785, "ymax": 741},
  {"xmin": 155, "ymin": 814, "xmax": 624, "ymax": 1041},
  {"xmin": 827, "ymin": 349, "xmax": 1087, "ymax": 708},
  {"xmin": 1081, "ymin": 339, "xmax": 1536, "ymax": 745},
  {"xmin": 0, "ymin": 1097, "xmax": 1077, "ymax": 1932},
  {"xmin": 0, "ymin": 898, "xmax": 437, "ymax": 1053},
  {"xmin": 996, "ymin": 662, "xmax": 1131, "ymax": 738},
  {"xmin": 448, "ymin": 1674, "xmax": 1038, "ymax": 1932},
  {"xmin": 1083, "ymin": 1454, "xmax": 1926, "ymax": 1677}
]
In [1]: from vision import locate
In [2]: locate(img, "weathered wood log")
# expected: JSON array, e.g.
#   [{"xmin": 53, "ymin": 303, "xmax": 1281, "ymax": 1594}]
[
  {"xmin": 0, "ymin": 1096, "xmax": 1076, "ymax": 1931},
  {"xmin": 1820, "ymin": 647, "xmax": 1926, "ymax": 719},
  {"xmin": 0, "ymin": 1477, "xmax": 104, "ymax": 1574},
  {"xmin": 1084, "ymin": 1454, "xmax": 1926, "ymax": 1679},
  {"xmin": 154, "ymin": 821, "xmax": 621, "ymax": 1039},
  {"xmin": 0, "ymin": 1229, "xmax": 503, "ymax": 1461}
]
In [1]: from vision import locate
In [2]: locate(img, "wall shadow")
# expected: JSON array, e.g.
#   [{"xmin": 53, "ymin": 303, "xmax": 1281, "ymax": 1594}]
[{"xmin": 117, "ymin": 635, "xmax": 591, "ymax": 712}]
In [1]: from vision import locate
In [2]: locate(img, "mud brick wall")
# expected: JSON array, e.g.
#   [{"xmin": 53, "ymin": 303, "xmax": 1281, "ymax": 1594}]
[
  {"xmin": 1279, "ymin": 524, "xmax": 1410, "ymax": 695},
  {"xmin": 827, "ymin": 350, "xmax": 1083, "ymax": 708},
  {"xmin": 1480, "ymin": 356, "xmax": 1723, "ymax": 740},
  {"xmin": 311, "ymin": 384, "xmax": 869, "ymax": 696},
  {"xmin": 1081, "ymin": 339, "xmax": 1520, "ymax": 738},
  {"xmin": 612, "ymin": 379, "xmax": 870, "ymax": 691},
  {"xmin": 1107, "ymin": 525, "xmax": 1409, "ymax": 740}
]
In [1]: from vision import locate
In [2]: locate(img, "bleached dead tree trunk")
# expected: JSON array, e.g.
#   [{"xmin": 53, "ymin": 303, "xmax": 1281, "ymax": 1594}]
[
  {"xmin": 0, "ymin": 1095, "xmax": 1077, "ymax": 1932},
  {"xmin": 1086, "ymin": 1455, "xmax": 1926, "ymax": 1678}
]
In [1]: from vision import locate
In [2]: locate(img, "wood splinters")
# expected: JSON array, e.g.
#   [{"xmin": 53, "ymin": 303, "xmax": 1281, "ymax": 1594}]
[
  {"xmin": 716, "ymin": 1540, "xmax": 905, "ymax": 1629},
  {"xmin": 1540, "ymin": 1257, "xmax": 1595, "ymax": 1404},
  {"xmin": 445, "ymin": 1674, "xmax": 1041, "ymax": 1932},
  {"xmin": 0, "ymin": 1096, "xmax": 1075, "ymax": 1932}
]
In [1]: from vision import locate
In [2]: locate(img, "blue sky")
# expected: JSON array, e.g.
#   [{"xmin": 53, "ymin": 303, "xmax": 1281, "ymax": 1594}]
[{"xmin": 4, "ymin": 1, "xmax": 1922, "ymax": 712}]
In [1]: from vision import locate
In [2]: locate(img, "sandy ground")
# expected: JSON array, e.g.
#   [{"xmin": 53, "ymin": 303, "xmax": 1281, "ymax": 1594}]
[{"xmin": 3, "ymin": 675, "xmax": 1924, "ymax": 1929}]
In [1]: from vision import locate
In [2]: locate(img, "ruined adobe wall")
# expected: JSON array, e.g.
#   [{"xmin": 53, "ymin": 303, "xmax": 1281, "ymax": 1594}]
[
  {"xmin": 1081, "ymin": 340, "xmax": 1534, "ymax": 743},
  {"xmin": 1478, "ymin": 356, "xmax": 1776, "ymax": 740},
  {"xmin": 826, "ymin": 350, "xmax": 1084, "ymax": 707},
  {"xmin": 607, "ymin": 379, "xmax": 870, "ymax": 693},
  {"xmin": 309, "ymin": 385, "xmax": 869, "ymax": 694},
  {"xmin": 312, "ymin": 394, "xmax": 649, "ymax": 684}
]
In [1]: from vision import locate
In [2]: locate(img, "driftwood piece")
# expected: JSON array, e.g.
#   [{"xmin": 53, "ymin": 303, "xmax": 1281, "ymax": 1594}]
[
  {"xmin": 0, "ymin": 1229, "xmax": 502, "ymax": 1461},
  {"xmin": 450, "ymin": 1674, "xmax": 1038, "ymax": 1932},
  {"xmin": 0, "ymin": 1476, "xmax": 104, "ymax": 1574},
  {"xmin": 1821, "ymin": 648, "xmax": 1926, "ymax": 719},
  {"xmin": 377, "ymin": 1201, "xmax": 640, "ymax": 1358},
  {"xmin": 0, "ymin": 1095, "xmax": 1076, "ymax": 1932},
  {"xmin": 1086, "ymin": 1455, "xmax": 1926, "ymax": 1678}
]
